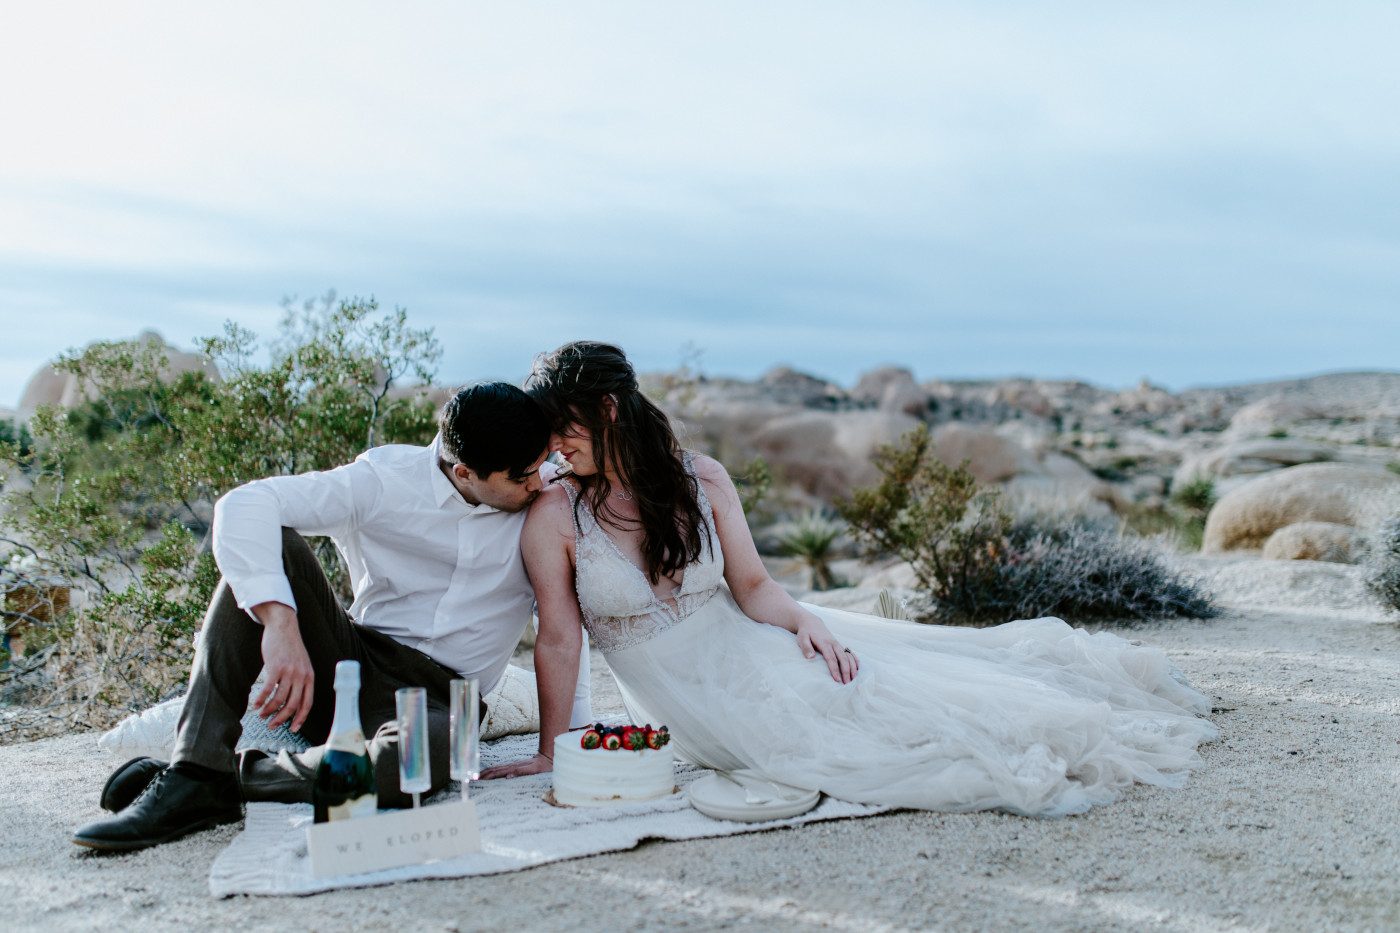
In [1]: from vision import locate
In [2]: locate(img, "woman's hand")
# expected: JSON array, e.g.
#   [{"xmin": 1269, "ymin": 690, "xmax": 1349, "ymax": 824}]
[
  {"xmin": 797, "ymin": 616, "xmax": 859, "ymax": 685},
  {"xmin": 480, "ymin": 752, "xmax": 553, "ymax": 780}
]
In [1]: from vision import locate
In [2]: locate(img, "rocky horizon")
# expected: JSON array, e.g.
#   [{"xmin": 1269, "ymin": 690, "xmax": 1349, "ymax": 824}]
[
  {"xmin": 7, "ymin": 333, "xmax": 1400, "ymax": 565},
  {"xmin": 6, "ymin": 329, "xmax": 1400, "ymax": 421}
]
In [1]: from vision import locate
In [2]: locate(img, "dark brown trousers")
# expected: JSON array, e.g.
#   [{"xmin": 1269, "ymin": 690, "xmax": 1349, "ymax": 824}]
[{"xmin": 173, "ymin": 528, "xmax": 479, "ymax": 808}]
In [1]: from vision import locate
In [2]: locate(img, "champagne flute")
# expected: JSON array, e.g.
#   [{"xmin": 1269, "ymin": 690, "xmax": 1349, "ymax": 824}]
[
  {"xmin": 450, "ymin": 678, "xmax": 481, "ymax": 800},
  {"xmin": 395, "ymin": 687, "xmax": 431, "ymax": 807}
]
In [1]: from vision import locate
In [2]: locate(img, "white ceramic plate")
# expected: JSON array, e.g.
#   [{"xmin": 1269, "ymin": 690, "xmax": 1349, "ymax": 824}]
[{"xmin": 687, "ymin": 772, "xmax": 821, "ymax": 822}]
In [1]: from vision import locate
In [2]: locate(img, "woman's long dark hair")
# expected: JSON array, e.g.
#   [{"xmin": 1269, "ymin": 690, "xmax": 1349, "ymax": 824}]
[{"xmin": 525, "ymin": 341, "xmax": 708, "ymax": 584}]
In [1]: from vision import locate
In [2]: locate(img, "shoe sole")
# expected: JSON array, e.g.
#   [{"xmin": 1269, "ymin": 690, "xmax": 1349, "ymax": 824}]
[{"xmin": 71, "ymin": 810, "xmax": 243, "ymax": 852}]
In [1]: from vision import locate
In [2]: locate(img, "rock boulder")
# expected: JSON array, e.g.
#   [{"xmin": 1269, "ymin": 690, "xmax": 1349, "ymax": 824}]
[
  {"xmin": 1225, "ymin": 396, "xmax": 1327, "ymax": 437},
  {"xmin": 1173, "ymin": 439, "xmax": 1342, "ymax": 493},
  {"xmin": 16, "ymin": 330, "xmax": 220, "ymax": 418},
  {"xmin": 750, "ymin": 410, "xmax": 922, "ymax": 499},
  {"xmin": 1202, "ymin": 463, "xmax": 1400, "ymax": 554},
  {"xmin": 930, "ymin": 425, "xmax": 1041, "ymax": 485},
  {"xmin": 1261, "ymin": 521, "xmax": 1366, "ymax": 563},
  {"xmin": 851, "ymin": 366, "xmax": 929, "ymax": 418}
]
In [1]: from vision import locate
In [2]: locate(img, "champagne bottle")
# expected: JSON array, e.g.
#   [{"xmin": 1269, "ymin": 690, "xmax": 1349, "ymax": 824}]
[{"xmin": 312, "ymin": 660, "xmax": 378, "ymax": 823}]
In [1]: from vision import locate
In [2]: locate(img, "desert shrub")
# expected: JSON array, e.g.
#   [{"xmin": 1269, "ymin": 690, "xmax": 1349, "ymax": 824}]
[
  {"xmin": 838, "ymin": 424, "xmax": 1012, "ymax": 622},
  {"xmin": 1170, "ymin": 476, "xmax": 1217, "ymax": 514},
  {"xmin": 0, "ymin": 294, "xmax": 441, "ymax": 742},
  {"xmin": 186, "ymin": 293, "xmax": 440, "ymax": 486},
  {"xmin": 991, "ymin": 520, "xmax": 1217, "ymax": 622},
  {"xmin": 1117, "ymin": 500, "xmax": 1209, "ymax": 552},
  {"xmin": 1364, "ymin": 516, "xmax": 1400, "ymax": 615},
  {"xmin": 1090, "ymin": 455, "xmax": 1142, "ymax": 482},
  {"xmin": 732, "ymin": 455, "xmax": 773, "ymax": 520},
  {"xmin": 776, "ymin": 510, "xmax": 845, "ymax": 591},
  {"xmin": 1115, "ymin": 474, "xmax": 1219, "ymax": 552},
  {"xmin": 0, "ymin": 419, "xmax": 32, "ymax": 464},
  {"xmin": 840, "ymin": 425, "xmax": 1216, "ymax": 625},
  {"xmin": 1, "ymin": 525, "xmax": 218, "ymax": 742}
]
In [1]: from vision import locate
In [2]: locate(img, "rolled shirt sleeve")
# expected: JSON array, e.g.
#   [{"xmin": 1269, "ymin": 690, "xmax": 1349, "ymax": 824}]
[{"xmin": 211, "ymin": 458, "xmax": 384, "ymax": 615}]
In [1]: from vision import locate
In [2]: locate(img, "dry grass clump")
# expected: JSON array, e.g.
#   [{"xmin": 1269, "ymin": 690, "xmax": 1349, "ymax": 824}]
[
  {"xmin": 1, "ymin": 608, "xmax": 196, "ymax": 743},
  {"xmin": 1114, "ymin": 476, "xmax": 1217, "ymax": 552},
  {"xmin": 1, "ymin": 525, "xmax": 216, "ymax": 745}
]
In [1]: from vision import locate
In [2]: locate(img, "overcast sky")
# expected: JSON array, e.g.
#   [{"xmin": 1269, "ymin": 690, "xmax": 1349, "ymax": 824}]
[{"xmin": 2, "ymin": 1, "xmax": 1398, "ymax": 408}]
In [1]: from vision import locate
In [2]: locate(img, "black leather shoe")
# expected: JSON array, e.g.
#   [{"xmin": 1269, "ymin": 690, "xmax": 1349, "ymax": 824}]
[
  {"xmin": 100, "ymin": 756, "xmax": 167, "ymax": 813},
  {"xmin": 72, "ymin": 765, "xmax": 242, "ymax": 851}
]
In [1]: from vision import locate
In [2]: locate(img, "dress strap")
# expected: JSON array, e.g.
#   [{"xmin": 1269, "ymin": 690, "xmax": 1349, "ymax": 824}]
[
  {"xmin": 681, "ymin": 451, "xmax": 716, "ymax": 547},
  {"xmin": 557, "ymin": 477, "xmax": 586, "ymax": 546}
]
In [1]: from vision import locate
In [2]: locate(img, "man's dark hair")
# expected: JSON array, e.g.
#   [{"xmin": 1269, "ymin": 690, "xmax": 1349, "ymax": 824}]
[{"xmin": 439, "ymin": 382, "xmax": 549, "ymax": 479}]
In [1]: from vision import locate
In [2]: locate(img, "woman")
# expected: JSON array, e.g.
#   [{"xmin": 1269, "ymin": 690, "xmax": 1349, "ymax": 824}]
[{"xmin": 483, "ymin": 342, "xmax": 1215, "ymax": 817}]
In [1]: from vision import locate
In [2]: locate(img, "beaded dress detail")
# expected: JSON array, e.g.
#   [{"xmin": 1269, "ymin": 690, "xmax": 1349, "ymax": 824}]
[{"xmin": 561, "ymin": 453, "xmax": 724, "ymax": 653}]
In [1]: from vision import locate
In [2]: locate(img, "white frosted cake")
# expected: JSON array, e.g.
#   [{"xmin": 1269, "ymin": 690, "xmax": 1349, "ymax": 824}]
[{"xmin": 550, "ymin": 724, "xmax": 677, "ymax": 807}]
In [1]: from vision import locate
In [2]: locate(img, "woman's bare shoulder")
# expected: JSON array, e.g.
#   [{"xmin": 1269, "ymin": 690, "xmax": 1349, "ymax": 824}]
[
  {"xmin": 524, "ymin": 483, "xmax": 576, "ymax": 535},
  {"xmin": 688, "ymin": 453, "xmax": 742, "ymax": 517},
  {"xmin": 688, "ymin": 452, "xmax": 733, "ymax": 486}
]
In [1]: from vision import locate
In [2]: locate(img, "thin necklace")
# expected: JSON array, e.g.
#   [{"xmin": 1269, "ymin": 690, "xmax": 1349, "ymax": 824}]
[{"xmin": 615, "ymin": 488, "xmax": 634, "ymax": 501}]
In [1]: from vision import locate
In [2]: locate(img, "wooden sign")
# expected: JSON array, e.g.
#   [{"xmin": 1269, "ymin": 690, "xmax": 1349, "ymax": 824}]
[{"xmin": 307, "ymin": 799, "xmax": 481, "ymax": 878}]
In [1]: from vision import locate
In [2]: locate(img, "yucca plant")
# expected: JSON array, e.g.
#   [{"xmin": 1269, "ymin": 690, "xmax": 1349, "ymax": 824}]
[
  {"xmin": 876, "ymin": 589, "xmax": 913, "ymax": 621},
  {"xmin": 777, "ymin": 510, "xmax": 845, "ymax": 591}
]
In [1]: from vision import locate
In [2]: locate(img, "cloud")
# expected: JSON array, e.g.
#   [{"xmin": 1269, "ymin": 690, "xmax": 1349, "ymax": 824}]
[{"xmin": 2, "ymin": 1, "xmax": 1399, "ymax": 405}]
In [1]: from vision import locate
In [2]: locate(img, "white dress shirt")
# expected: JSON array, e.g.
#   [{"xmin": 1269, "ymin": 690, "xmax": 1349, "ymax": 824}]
[{"xmin": 212, "ymin": 436, "xmax": 588, "ymax": 710}]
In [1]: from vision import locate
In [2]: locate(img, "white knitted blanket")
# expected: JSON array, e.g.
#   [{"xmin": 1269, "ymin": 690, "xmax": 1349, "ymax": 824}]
[{"xmin": 208, "ymin": 731, "xmax": 894, "ymax": 897}]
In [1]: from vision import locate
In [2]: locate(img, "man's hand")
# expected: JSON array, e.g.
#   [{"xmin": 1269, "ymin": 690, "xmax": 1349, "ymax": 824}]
[
  {"xmin": 249, "ymin": 601, "xmax": 315, "ymax": 733},
  {"xmin": 480, "ymin": 753, "xmax": 553, "ymax": 780}
]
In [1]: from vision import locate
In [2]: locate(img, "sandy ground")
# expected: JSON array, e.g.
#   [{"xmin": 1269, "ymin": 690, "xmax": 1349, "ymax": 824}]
[{"xmin": 2, "ymin": 559, "xmax": 1399, "ymax": 933}]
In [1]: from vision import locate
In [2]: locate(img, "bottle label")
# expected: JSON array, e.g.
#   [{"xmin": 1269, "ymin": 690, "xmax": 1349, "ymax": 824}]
[
  {"xmin": 326, "ymin": 792, "xmax": 378, "ymax": 822},
  {"xmin": 325, "ymin": 730, "xmax": 366, "ymax": 754}
]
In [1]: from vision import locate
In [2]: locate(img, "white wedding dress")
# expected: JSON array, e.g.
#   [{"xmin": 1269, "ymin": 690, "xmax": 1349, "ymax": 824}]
[{"xmin": 561, "ymin": 459, "xmax": 1216, "ymax": 818}]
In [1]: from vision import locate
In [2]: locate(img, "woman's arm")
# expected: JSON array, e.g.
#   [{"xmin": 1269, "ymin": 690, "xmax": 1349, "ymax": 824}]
[
  {"xmin": 694, "ymin": 455, "xmax": 858, "ymax": 685},
  {"xmin": 480, "ymin": 485, "xmax": 584, "ymax": 778}
]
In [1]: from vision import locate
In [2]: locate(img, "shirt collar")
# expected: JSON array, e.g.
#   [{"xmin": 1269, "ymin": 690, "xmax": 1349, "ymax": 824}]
[
  {"xmin": 427, "ymin": 434, "xmax": 500, "ymax": 514},
  {"xmin": 428, "ymin": 434, "xmax": 464, "ymax": 508}
]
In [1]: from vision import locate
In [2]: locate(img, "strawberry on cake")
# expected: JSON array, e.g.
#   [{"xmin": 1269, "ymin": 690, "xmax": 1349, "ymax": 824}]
[{"xmin": 549, "ymin": 723, "xmax": 677, "ymax": 807}]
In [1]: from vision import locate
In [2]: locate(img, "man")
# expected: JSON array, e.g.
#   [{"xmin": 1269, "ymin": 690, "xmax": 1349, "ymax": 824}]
[{"xmin": 73, "ymin": 382, "xmax": 591, "ymax": 850}]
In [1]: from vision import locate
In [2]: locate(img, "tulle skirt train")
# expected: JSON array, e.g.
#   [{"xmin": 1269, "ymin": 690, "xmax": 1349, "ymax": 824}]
[{"xmin": 603, "ymin": 588, "xmax": 1215, "ymax": 818}]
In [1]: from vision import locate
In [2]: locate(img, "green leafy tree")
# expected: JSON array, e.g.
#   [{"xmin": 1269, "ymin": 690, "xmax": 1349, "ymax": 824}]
[
  {"xmin": 0, "ymin": 294, "xmax": 442, "ymax": 741},
  {"xmin": 184, "ymin": 293, "xmax": 441, "ymax": 491},
  {"xmin": 0, "ymin": 419, "xmax": 32, "ymax": 461}
]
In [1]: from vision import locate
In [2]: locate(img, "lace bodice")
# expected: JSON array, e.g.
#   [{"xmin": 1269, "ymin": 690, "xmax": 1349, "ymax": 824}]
[{"xmin": 563, "ymin": 453, "xmax": 724, "ymax": 652}]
